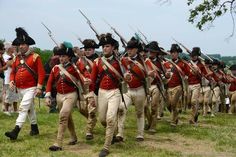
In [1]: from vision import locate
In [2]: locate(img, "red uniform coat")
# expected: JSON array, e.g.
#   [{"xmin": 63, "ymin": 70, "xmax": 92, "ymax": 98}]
[
  {"xmin": 46, "ymin": 63, "xmax": 81, "ymax": 95},
  {"xmin": 90, "ymin": 56, "xmax": 122, "ymax": 91},
  {"xmin": 164, "ymin": 59, "xmax": 190, "ymax": 88},
  {"xmin": 10, "ymin": 52, "xmax": 45, "ymax": 89},
  {"xmin": 228, "ymin": 75, "xmax": 236, "ymax": 92},
  {"xmin": 145, "ymin": 58, "xmax": 163, "ymax": 85},
  {"xmin": 121, "ymin": 57, "xmax": 146, "ymax": 88},
  {"xmin": 187, "ymin": 60, "xmax": 208, "ymax": 85}
]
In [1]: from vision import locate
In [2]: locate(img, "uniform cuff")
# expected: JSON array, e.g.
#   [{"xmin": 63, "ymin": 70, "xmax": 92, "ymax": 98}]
[
  {"xmin": 37, "ymin": 84, "xmax": 43, "ymax": 89},
  {"xmin": 45, "ymin": 92, "xmax": 51, "ymax": 98}
]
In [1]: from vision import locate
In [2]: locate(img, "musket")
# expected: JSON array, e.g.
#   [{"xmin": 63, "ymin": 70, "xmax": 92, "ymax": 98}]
[
  {"xmin": 41, "ymin": 22, "xmax": 59, "ymax": 47},
  {"xmin": 137, "ymin": 28, "xmax": 149, "ymax": 43},
  {"xmin": 129, "ymin": 25, "xmax": 147, "ymax": 45},
  {"xmin": 78, "ymin": 9, "xmax": 100, "ymax": 40},
  {"xmin": 103, "ymin": 19, "xmax": 128, "ymax": 47},
  {"xmin": 74, "ymin": 33, "xmax": 83, "ymax": 44}
]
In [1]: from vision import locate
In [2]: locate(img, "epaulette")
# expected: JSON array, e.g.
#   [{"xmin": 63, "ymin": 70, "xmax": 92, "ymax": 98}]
[
  {"xmin": 32, "ymin": 53, "xmax": 39, "ymax": 62},
  {"xmin": 94, "ymin": 57, "xmax": 100, "ymax": 66}
]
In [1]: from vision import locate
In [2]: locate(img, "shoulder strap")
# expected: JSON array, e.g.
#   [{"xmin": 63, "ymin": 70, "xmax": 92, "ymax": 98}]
[
  {"xmin": 101, "ymin": 57, "xmax": 123, "ymax": 80},
  {"xmin": 57, "ymin": 64, "xmax": 84, "ymax": 93}
]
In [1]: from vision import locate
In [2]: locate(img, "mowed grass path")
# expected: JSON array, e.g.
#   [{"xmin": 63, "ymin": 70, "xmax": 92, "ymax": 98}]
[{"xmin": 0, "ymin": 99, "xmax": 236, "ymax": 157}]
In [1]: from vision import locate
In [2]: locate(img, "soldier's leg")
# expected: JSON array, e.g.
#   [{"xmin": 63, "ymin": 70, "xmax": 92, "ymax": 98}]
[
  {"xmin": 148, "ymin": 86, "xmax": 160, "ymax": 132},
  {"xmin": 5, "ymin": 87, "xmax": 35, "ymax": 140},
  {"xmin": 168, "ymin": 86, "xmax": 182, "ymax": 126},
  {"xmin": 16, "ymin": 87, "xmax": 36, "ymax": 128},
  {"xmin": 55, "ymin": 92, "xmax": 77, "ymax": 148},
  {"xmin": 86, "ymin": 92, "xmax": 97, "ymax": 139},
  {"xmin": 103, "ymin": 89, "xmax": 121, "ymax": 151},
  {"xmin": 98, "ymin": 89, "xmax": 109, "ymax": 127},
  {"xmin": 230, "ymin": 92, "xmax": 236, "ymax": 114},
  {"xmin": 212, "ymin": 87, "xmax": 220, "ymax": 116},
  {"xmin": 189, "ymin": 84, "xmax": 201, "ymax": 123},
  {"xmin": 203, "ymin": 87, "xmax": 211, "ymax": 116},
  {"xmin": 133, "ymin": 87, "xmax": 146, "ymax": 140},
  {"xmin": 67, "ymin": 113, "xmax": 77, "ymax": 144},
  {"xmin": 116, "ymin": 92, "xmax": 131, "ymax": 139}
]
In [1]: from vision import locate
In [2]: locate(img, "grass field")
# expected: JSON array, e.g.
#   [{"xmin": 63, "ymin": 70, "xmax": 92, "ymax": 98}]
[{"xmin": 0, "ymin": 99, "xmax": 236, "ymax": 157}]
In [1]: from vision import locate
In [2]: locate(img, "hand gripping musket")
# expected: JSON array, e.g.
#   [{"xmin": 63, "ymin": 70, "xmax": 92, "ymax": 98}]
[
  {"xmin": 79, "ymin": 9, "xmax": 100, "ymax": 40},
  {"xmin": 41, "ymin": 22, "xmax": 59, "ymax": 47}
]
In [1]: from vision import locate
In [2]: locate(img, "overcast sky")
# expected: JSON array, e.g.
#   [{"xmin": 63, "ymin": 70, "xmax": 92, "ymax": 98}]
[{"xmin": 0, "ymin": 0, "xmax": 235, "ymax": 56}]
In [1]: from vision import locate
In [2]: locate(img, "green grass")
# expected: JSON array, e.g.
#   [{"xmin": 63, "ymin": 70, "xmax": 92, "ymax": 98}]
[{"xmin": 1, "ymin": 99, "xmax": 236, "ymax": 157}]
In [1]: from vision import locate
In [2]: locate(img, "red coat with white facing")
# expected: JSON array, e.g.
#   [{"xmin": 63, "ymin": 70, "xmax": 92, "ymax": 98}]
[
  {"xmin": 164, "ymin": 59, "xmax": 191, "ymax": 88},
  {"xmin": 121, "ymin": 57, "xmax": 146, "ymax": 88},
  {"xmin": 90, "ymin": 57, "xmax": 122, "ymax": 91},
  {"xmin": 187, "ymin": 60, "xmax": 209, "ymax": 85},
  {"xmin": 10, "ymin": 52, "xmax": 45, "ymax": 89},
  {"xmin": 46, "ymin": 63, "xmax": 80, "ymax": 95}
]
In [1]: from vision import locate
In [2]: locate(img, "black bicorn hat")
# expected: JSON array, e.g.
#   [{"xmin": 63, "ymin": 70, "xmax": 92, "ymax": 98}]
[
  {"xmin": 229, "ymin": 64, "xmax": 236, "ymax": 70},
  {"xmin": 57, "ymin": 41, "xmax": 75, "ymax": 58},
  {"xmin": 126, "ymin": 37, "xmax": 143, "ymax": 50},
  {"xmin": 98, "ymin": 33, "xmax": 117, "ymax": 46},
  {"xmin": 212, "ymin": 58, "xmax": 221, "ymax": 66},
  {"xmin": 81, "ymin": 39, "xmax": 99, "ymax": 49},
  {"xmin": 204, "ymin": 58, "xmax": 213, "ymax": 65},
  {"xmin": 169, "ymin": 44, "xmax": 183, "ymax": 53},
  {"xmin": 145, "ymin": 41, "xmax": 166, "ymax": 55},
  {"xmin": 190, "ymin": 47, "xmax": 201, "ymax": 56},
  {"xmin": 12, "ymin": 27, "xmax": 35, "ymax": 46}
]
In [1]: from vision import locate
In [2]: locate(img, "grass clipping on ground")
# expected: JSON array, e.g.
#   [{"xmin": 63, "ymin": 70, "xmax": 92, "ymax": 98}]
[{"xmin": 0, "ymin": 99, "xmax": 236, "ymax": 157}]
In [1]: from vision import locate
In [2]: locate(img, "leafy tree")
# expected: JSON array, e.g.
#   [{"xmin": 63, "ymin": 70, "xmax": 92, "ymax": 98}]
[
  {"xmin": 157, "ymin": 0, "xmax": 236, "ymax": 37},
  {"xmin": 187, "ymin": 0, "xmax": 236, "ymax": 37}
]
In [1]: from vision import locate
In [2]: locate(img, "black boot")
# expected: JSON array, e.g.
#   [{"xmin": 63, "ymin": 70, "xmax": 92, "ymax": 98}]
[
  {"xmin": 5, "ymin": 125, "xmax": 21, "ymax": 140},
  {"xmin": 99, "ymin": 149, "xmax": 109, "ymax": 157},
  {"xmin": 30, "ymin": 124, "xmax": 39, "ymax": 136}
]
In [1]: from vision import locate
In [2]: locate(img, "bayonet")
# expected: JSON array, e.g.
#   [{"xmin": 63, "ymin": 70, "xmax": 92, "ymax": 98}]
[
  {"xmin": 79, "ymin": 9, "xmax": 100, "ymax": 40},
  {"xmin": 41, "ymin": 22, "xmax": 59, "ymax": 46},
  {"xmin": 103, "ymin": 19, "xmax": 128, "ymax": 47}
]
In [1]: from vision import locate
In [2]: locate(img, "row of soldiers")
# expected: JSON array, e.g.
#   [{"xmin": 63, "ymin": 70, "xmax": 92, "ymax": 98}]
[{"xmin": 2, "ymin": 27, "xmax": 236, "ymax": 157}]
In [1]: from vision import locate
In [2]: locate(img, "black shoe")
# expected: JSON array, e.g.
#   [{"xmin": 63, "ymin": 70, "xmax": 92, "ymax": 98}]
[
  {"xmin": 5, "ymin": 125, "xmax": 21, "ymax": 140},
  {"xmin": 68, "ymin": 139, "xmax": 77, "ymax": 145},
  {"xmin": 136, "ymin": 137, "xmax": 144, "ymax": 142},
  {"xmin": 111, "ymin": 136, "xmax": 123, "ymax": 144},
  {"xmin": 86, "ymin": 134, "xmax": 94, "ymax": 140},
  {"xmin": 49, "ymin": 145, "xmax": 62, "ymax": 151},
  {"xmin": 99, "ymin": 149, "xmax": 109, "ymax": 157},
  {"xmin": 194, "ymin": 112, "xmax": 200, "ymax": 123},
  {"xmin": 144, "ymin": 123, "xmax": 150, "ymax": 130},
  {"xmin": 30, "ymin": 124, "xmax": 39, "ymax": 136}
]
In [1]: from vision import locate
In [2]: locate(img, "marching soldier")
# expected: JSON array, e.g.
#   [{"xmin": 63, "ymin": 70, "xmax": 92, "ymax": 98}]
[
  {"xmin": 228, "ymin": 64, "xmax": 236, "ymax": 114},
  {"xmin": 116, "ymin": 37, "xmax": 147, "ymax": 142},
  {"xmin": 187, "ymin": 47, "xmax": 211, "ymax": 124},
  {"xmin": 5, "ymin": 27, "xmax": 45, "ymax": 140},
  {"xmin": 90, "ymin": 33, "xmax": 123, "ymax": 157},
  {"xmin": 210, "ymin": 59, "xmax": 228, "ymax": 116},
  {"xmin": 144, "ymin": 41, "xmax": 167, "ymax": 132},
  {"xmin": 76, "ymin": 39, "xmax": 99, "ymax": 140},
  {"xmin": 165, "ymin": 44, "xmax": 190, "ymax": 126},
  {"xmin": 44, "ymin": 46, "xmax": 60, "ymax": 113},
  {"xmin": 45, "ymin": 42, "xmax": 81, "ymax": 151},
  {"xmin": 201, "ymin": 59, "xmax": 213, "ymax": 116}
]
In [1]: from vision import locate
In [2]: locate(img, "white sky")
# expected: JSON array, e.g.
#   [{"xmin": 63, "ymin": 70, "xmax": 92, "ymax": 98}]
[{"xmin": 0, "ymin": 0, "xmax": 235, "ymax": 56}]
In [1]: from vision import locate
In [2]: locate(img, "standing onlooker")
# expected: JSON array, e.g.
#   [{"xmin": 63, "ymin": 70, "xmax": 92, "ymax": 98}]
[{"xmin": 3, "ymin": 42, "xmax": 18, "ymax": 115}]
